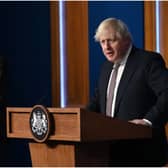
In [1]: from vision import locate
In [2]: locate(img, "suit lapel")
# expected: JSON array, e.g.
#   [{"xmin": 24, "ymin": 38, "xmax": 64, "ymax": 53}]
[{"xmin": 114, "ymin": 47, "xmax": 138, "ymax": 116}]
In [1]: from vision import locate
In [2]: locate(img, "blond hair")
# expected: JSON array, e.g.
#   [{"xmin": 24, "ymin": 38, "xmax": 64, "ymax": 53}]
[{"xmin": 94, "ymin": 18, "xmax": 132, "ymax": 42}]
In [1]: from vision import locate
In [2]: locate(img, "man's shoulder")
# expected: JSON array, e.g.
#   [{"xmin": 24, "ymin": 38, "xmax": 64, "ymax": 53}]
[
  {"xmin": 134, "ymin": 46, "xmax": 160, "ymax": 55},
  {"xmin": 133, "ymin": 47, "xmax": 162, "ymax": 61}
]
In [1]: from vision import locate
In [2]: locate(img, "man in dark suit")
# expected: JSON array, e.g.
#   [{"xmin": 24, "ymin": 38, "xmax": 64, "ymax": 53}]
[{"xmin": 87, "ymin": 17, "xmax": 168, "ymax": 166}]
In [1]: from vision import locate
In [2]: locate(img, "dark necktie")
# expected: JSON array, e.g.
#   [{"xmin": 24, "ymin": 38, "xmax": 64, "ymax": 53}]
[{"xmin": 106, "ymin": 63, "xmax": 120, "ymax": 117}]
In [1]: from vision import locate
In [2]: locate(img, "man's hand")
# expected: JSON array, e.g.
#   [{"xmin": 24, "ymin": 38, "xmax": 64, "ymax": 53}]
[{"xmin": 129, "ymin": 119, "xmax": 151, "ymax": 127}]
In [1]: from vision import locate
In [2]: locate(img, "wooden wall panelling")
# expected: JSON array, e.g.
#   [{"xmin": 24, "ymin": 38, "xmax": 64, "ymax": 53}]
[
  {"xmin": 144, "ymin": 1, "xmax": 168, "ymax": 67},
  {"xmin": 65, "ymin": 1, "xmax": 89, "ymax": 107},
  {"xmin": 144, "ymin": 1, "xmax": 156, "ymax": 51},
  {"xmin": 159, "ymin": 2, "xmax": 168, "ymax": 66},
  {"xmin": 50, "ymin": 1, "xmax": 60, "ymax": 107},
  {"xmin": 50, "ymin": 1, "xmax": 89, "ymax": 107}
]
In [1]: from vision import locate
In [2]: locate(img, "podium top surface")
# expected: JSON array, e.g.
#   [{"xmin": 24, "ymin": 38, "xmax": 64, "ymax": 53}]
[{"xmin": 6, "ymin": 107, "xmax": 152, "ymax": 142}]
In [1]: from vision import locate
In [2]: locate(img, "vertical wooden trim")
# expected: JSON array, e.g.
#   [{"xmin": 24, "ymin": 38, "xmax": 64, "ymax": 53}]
[
  {"xmin": 65, "ymin": 1, "xmax": 89, "ymax": 106},
  {"xmin": 50, "ymin": 1, "xmax": 89, "ymax": 107},
  {"xmin": 144, "ymin": 1, "xmax": 168, "ymax": 66},
  {"xmin": 144, "ymin": 1, "xmax": 156, "ymax": 51},
  {"xmin": 159, "ymin": 2, "xmax": 168, "ymax": 66},
  {"xmin": 50, "ymin": 1, "xmax": 60, "ymax": 107}
]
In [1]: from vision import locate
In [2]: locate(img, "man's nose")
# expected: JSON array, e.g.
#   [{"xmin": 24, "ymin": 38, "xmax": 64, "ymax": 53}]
[{"xmin": 104, "ymin": 41, "xmax": 110, "ymax": 48}]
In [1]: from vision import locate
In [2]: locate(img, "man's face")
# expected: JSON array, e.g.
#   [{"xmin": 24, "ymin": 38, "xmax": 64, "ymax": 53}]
[{"xmin": 99, "ymin": 28, "xmax": 129, "ymax": 63}]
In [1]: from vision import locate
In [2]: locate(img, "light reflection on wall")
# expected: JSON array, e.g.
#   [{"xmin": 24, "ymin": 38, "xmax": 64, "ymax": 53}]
[
  {"xmin": 59, "ymin": 0, "xmax": 67, "ymax": 107},
  {"xmin": 156, "ymin": 0, "xmax": 160, "ymax": 53}
]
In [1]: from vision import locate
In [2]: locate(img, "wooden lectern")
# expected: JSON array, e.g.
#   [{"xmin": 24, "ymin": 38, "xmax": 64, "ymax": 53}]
[{"xmin": 6, "ymin": 107, "xmax": 152, "ymax": 167}]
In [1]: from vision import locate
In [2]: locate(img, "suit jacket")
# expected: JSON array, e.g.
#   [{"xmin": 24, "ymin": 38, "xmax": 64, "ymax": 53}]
[
  {"xmin": 87, "ymin": 46, "xmax": 168, "ymax": 165},
  {"xmin": 88, "ymin": 46, "xmax": 168, "ymax": 126}
]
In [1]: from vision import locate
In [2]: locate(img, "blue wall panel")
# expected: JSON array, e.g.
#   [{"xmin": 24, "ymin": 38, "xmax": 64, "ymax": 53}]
[{"xmin": 0, "ymin": 2, "xmax": 52, "ymax": 107}]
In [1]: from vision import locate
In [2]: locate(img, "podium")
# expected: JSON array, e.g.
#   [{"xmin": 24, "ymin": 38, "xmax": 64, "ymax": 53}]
[{"xmin": 6, "ymin": 107, "xmax": 152, "ymax": 166}]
